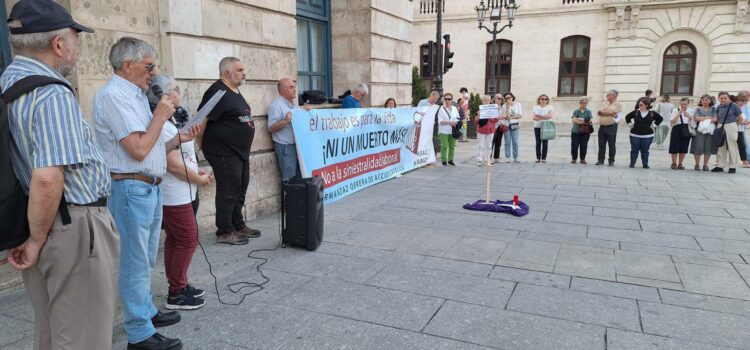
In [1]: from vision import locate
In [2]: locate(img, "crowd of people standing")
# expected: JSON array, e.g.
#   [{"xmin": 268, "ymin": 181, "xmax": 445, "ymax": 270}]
[{"xmin": 421, "ymin": 87, "xmax": 748, "ymax": 172}]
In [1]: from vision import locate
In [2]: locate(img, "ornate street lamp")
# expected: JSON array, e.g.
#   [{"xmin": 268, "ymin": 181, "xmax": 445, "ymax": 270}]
[{"xmin": 475, "ymin": 0, "xmax": 518, "ymax": 94}]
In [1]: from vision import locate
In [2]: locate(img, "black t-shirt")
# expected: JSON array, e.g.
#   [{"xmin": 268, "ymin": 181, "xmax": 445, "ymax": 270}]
[{"xmin": 200, "ymin": 80, "xmax": 255, "ymax": 159}]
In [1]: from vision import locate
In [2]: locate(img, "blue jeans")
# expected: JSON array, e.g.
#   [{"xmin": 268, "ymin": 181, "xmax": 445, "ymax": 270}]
[
  {"xmin": 274, "ymin": 142, "xmax": 301, "ymax": 180},
  {"xmin": 630, "ymin": 136, "xmax": 653, "ymax": 166},
  {"xmin": 504, "ymin": 127, "xmax": 520, "ymax": 160},
  {"xmin": 109, "ymin": 179, "xmax": 162, "ymax": 343}
]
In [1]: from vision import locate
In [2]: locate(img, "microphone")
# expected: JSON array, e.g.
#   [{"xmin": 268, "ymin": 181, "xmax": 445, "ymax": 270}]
[{"xmin": 151, "ymin": 84, "xmax": 165, "ymax": 99}]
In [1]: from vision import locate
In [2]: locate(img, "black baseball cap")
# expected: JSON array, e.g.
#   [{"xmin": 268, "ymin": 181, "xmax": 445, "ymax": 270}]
[{"xmin": 8, "ymin": 0, "xmax": 94, "ymax": 35}]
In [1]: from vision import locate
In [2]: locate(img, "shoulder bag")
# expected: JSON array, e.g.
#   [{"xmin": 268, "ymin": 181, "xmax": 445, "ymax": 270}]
[{"xmin": 713, "ymin": 105, "xmax": 729, "ymax": 148}]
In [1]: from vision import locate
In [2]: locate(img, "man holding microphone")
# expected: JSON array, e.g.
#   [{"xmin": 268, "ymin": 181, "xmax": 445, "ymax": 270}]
[{"xmin": 93, "ymin": 37, "xmax": 200, "ymax": 350}]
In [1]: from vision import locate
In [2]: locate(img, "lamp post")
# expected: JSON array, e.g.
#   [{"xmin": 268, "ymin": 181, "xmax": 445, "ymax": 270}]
[{"xmin": 475, "ymin": 0, "xmax": 518, "ymax": 95}]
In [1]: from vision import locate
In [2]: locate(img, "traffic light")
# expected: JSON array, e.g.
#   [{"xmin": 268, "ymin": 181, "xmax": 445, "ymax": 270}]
[
  {"xmin": 420, "ymin": 41, "xmax": 434, "ymax": 78},
  {"xmin": 443, "ymin": 34, "xmax": 454, "ymax": 74}
]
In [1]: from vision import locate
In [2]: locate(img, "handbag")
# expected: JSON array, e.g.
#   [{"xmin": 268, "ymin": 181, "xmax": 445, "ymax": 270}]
[
  {"xmin": 540, "ymin": 120, "xmax": 556, "ymax": 140},
  {"xmin": 575, "ymin": 110, "xmax": 592, "ymax": 134},
  {"xmin": 714, "ymin": 105, "xmax": 729, "ymax": 148},
  {"xmin": 500, "ymin": 124, "xmax": 509, "ymax": 133},
  {"xmin": 678, "ymin": 111, "xmax": 691, "ymax": 139}
]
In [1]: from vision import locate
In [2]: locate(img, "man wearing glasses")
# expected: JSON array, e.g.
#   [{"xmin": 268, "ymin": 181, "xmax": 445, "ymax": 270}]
[{"xmin": 93, "ymin": 37, "xmax": 200, "ymax": 350}]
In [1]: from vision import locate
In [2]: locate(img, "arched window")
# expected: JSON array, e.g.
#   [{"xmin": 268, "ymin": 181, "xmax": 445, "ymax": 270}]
[
  {"xmin": 485, "ymin": 39, "xmax": 512, "ymax": 95},
  {"xmin": 661, "ymin": 41, "xmax": 696, "ymax": 95},
  {"xmin": 558, "ymin": 36, "xmax": 590, "ymax": 96}
]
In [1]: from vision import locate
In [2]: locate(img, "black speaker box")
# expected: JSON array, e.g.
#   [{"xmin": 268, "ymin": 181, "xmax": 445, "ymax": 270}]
[{"xmin": 282, "ymin": 176, "xmax": 324, "ymax": 251}]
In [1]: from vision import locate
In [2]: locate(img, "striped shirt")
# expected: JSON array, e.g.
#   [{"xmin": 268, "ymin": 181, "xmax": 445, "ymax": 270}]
[
  {"xmin": 0, "ymin": 56, "xmax": 110, "ymax": 204},
  {"xmin": 93, "ymin": 74, "xmax": 170, "ymax": 177}
]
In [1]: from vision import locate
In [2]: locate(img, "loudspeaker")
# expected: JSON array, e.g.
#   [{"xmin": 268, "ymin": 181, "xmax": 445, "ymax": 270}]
[{"xmin": 281, "ymin": 176, "xmax": 324, "ymax": 251}]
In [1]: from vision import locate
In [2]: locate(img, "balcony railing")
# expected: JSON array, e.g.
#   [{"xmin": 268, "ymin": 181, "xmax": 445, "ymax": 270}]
[{"xmin": 563, "ymin": 0, "xmax": 594, "ymax": 4}]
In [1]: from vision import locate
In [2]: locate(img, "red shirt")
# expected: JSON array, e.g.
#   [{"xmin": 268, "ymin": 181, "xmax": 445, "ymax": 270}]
[{"xmin": 475, "ymin": 111, "xmax": 498, "ymax": 134}]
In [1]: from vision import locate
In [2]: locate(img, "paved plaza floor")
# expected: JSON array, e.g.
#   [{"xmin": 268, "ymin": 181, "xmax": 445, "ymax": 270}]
[{"xmin": 2, "ymin": 127, "xmax": 750, "ymax": 349}]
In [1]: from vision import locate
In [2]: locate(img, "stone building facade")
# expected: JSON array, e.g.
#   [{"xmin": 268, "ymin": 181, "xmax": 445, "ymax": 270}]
[
  {"xmin": 0, "ymin": 0, "xmax": 412, "ymax": 228},
  {"xmin": 412, "ymin": 0, "xmax": 750, "ymax": 120}
]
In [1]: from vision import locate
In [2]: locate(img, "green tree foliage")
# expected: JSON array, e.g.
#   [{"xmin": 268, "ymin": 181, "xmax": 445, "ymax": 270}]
[
  {"xmin": 411, "ymin": 66, "xmax": 429, "ymax": 107},
  {"xmin": 468, "ymin": 92, "xmax": 482, "ymax": 119}
]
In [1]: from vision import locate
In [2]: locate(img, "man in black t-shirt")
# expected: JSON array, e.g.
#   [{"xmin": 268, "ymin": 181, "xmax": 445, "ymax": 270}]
[{"xmin": 198, "ymin": 57, "xmax": 261, "ymax": 245}]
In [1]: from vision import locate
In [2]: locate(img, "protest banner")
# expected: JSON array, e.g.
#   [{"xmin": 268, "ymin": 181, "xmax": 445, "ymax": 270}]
[{"xmin": 291, "ymin": 106, "xmax": 437, "ymax": 203}]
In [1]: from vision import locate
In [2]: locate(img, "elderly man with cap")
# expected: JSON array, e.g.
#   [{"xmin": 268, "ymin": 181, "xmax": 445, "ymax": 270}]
[
  {"xmin": 93, "ymin": 37, "xmax": 200, "ymax": 349},
  {"xmin": 0, "ymin": 1, "xmax": 118, "ymax": 349}
]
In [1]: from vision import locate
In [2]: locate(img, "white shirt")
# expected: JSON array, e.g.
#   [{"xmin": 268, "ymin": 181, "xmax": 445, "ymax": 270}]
[
  {"xmin": 671, "ymin": 108, "xmax": 694, "ymax": 125},
  {"xmin": 502, "ymin": 103, "xmax": 523, "ymax": 125},
  {"xmin": 437, "ymin": 105, "xmax": 459, "ymax": 134},
  {"xmin": 161, "ymin": 122, "xmax": 199, "ymax": 206},
  {"xmin": 533, "ymin": 105, "xmax": 554, "ymax": 128}
]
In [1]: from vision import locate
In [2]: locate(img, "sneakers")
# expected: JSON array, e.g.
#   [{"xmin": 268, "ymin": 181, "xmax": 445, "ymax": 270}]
[
  {"xmin": 447, "ymin": 160, "xmax": 455, "ymax": 166},
  {"xmin": 643, "ymin": 164, "xmax": 650, "ymax": 169},
  {"xmin": 216, "ymin": 231, "xmax": 249, "ymax": 245},
  {"xmin": 166, "ymin": 293, "xmax": 205, "ymax": 310},
  {"xmin": 711, "ymin": 167, "xmax": 724, "ymax": 173},
  {"xmin": 127, "ymin": 333, "xmax": 182, "ymax": 350},
  {"xmin": 236, "ymin": 226, "xmax": 261, "ymax": 238},
  {"xmin": 728, "ymin": 168, "xmax": 737, "ymax": 174},
  {"xmin": 580, "ymin": 160, "xmax": 587, "ymax": 164},
  {"xmin": 441, "ymin": 161, "xmax": 447, "ymax": 166},
  {"xmin": 608, "ymin": 160, "xmax": 615, "ymax": 166},
  {"xmin": 628, "ymin": 164, "xmax": 635, "ymax": 168},
  {"xmin": 151, "ymin": 311, "xmax": 181, "ymax": 328},
  {"xmin": 477, "ymin": 161, "xmax": 484, "ymax": 167},
  {"xmin": 595, "ymin": 161, "xmax": 604, "ymax": 165},
  {"xmin": 184, "ymin": 284, "xmax": 204, "ymax": 298}
]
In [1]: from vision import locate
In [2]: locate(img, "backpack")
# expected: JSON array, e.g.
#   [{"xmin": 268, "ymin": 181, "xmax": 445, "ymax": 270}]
[{"xmin": 1, "ymin": 75, "xmax": 74, "ymax": 251}]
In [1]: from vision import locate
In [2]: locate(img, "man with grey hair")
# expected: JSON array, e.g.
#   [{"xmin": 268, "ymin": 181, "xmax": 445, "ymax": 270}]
[
  {"xmin": 94, "ymin": 36, "xmax": 199, "ymax": 350},
  {"xmin": 418, "ymin": 90, "xmax": 441, "ymax": 107},
  {"xmin": 197, "ymin": 56, "xmax": 260, "ymax": 245},
  {"xmin": 267, "ymin": 78, "xmax": 311, "ymax": 180},
  {"xmin": 1, "ymin": 1, "xmax": 117, "ymax": 349},
  {"xmin": 343, "ymin": 83, "xmax": 368, "ymax": 108},
  {"xmin": 596, "ymin": 89, "xmax": 623, "ymax": 166}
]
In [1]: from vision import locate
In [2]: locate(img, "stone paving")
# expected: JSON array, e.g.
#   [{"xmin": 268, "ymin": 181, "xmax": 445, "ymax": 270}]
[{"xmin": 2, "ymin": 127, "xmax": 750, "ymax": 349}]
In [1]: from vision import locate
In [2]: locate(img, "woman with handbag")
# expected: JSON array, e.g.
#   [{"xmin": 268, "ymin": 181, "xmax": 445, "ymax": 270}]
[
  {"xmin": 625, "ymin": 99, "xmax": 664, "ymax": 168},
  {"xmin": 668, "ymin": 97, "xmax": 693, "ymax": 170},
  {"xmin": 437, "ymin": 92, "xmax": 460, "ymax": 166},
  {"xmin": 533, "ymin": 94, "xmax": 554, "ymax": 163},
  {"xmin": 690, "ymin": 95, "xmax": 718, "ymax": 171},
  {"xmin": 502, "ymin": 92, "xmax": 523, "ymax": 163},
  {"xmin": 653, "ymin": 95, "xmax": 674, "ymax": 150},
  {"xmin": 571, "ymin": 96, "xmax": 593, "ymax": 164},
  {"xmin": 476, "ymin": 95, "xmax": 499, "ymax": 166}
]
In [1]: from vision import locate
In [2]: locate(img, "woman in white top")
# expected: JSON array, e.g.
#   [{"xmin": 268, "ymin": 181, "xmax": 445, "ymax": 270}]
[
  {"xmin": 653, "ymin": 95, "xmax": 674, "ymax": 150},
  {"xmin": 147, "ymin": 75, "xmax": 213, "ymax": 310},
  {"xmin": 533, "ymin": 94, "xmax": 554, "ymax": 163},
  {"xmin": 437, "ymin": 92, "xmax": 460, "ymax": 166},
  {"xmin": 501, "ymin": 92, "xmax": 523, "ymax": 162},
  {"xmin": 668, "ymin": 97, "xmax": 693, "ymax": 170}
]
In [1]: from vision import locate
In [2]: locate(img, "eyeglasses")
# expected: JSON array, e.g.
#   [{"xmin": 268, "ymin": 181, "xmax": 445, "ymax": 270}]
[
  {"xmin": 540, "ymin": 98, "xmax": 548, "ymax": 101},
  {"xmin": 143, "ymin": 63, "xmax": 157, "ymax": 72},
  {"xmin": 444, "ymin": 98, "xmax": 452, "ymax": 101},
  {"xmin": 504, "ymin": 96, "xmax": 512, "ymax": 99}
]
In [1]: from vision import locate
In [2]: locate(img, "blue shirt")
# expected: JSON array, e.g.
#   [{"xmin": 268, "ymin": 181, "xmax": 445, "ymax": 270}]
[
  {"xmin": 267, "ymin": 96, "xmax": 295, "ymax": 145},
  {"xmin": 417, "ymin": 98, "xmax": 430, "ymax": 107},
  {"xmin": 93, "ymin": 75, "xmax": 171, "ymax": 177},
  {"xmin": 0, "ymin": 56, "xmax": 110, "ymax": 204},
  {"xmin": 342, "ymin": 95, "xmax": 360, "ymax": 109},
  {"xmin": 716, "ymin": 102, "xmax": 743, "ymax": 124}
]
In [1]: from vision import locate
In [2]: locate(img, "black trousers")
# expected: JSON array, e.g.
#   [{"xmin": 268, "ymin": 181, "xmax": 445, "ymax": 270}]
[
  {"xmin": 571, "ymin": 132, "xmax": 590, "ymax": 161},
  {"xmin": 491, "ymin": 126, "xmax": 504, "ymax": 159},
  {"xmin": 739, "ymin": 131, "xmax": 747, "ymax": 162},
  {"xmin": 534, "ymin": 128, "xmax": 549, "ymax": 160},
  {"xmin": 598, "ymin": 126, "xmax": 618, "ymax": 162},
  {"xmin": 204, "ymin": 153, "xmax": 249, "ymax": 235}
]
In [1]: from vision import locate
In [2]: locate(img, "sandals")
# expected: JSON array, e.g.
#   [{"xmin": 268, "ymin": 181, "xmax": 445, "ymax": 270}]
[
  {"xmin": 678, "ymin": 164, "xmax": 685, "ymax": 170},
  {"xmin": 694, "ymin": 165, "xmax": 700, "ymax": 171},
  {"xmin": 703, "ymin": 165, "xmax": 709, "ymax": 171},
  {"xmin": 671, "ymin": 164, "xmax": 678, "ymax": 170}
]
